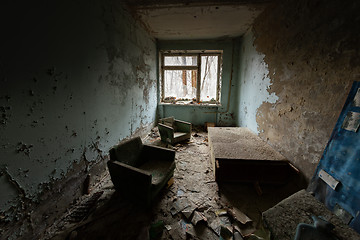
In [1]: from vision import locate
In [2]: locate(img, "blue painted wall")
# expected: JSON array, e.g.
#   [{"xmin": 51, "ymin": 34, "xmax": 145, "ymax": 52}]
[
  {"xmin": 157, "ymin": 38, "xmax": 240, "ymax": 126},
  {"xmin": 0, "ymin": 0, "xmax": 157, "ymax": 235},
  {"xmin": 235, "ymin": 29, "xmax": 278, "ymax": 133},
  {"xmin": 309, "ymin": 82, "xmax": 360, "ymax": 233}
]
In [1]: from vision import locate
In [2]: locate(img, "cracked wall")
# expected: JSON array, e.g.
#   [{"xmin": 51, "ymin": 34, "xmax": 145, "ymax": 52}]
[
  {"xmin": 236, "ymin": 30, "xmax": 278, "ymax": 132},
  {"xmin": 0, "ymin": 0, "xmax": 157, "ymax": 238},
  {"xmin": 237, "ymin": 0, "xmax": 360, "ymax": 182}
]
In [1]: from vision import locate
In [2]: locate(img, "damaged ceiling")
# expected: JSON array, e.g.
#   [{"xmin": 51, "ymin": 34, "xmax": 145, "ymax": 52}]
[{"xmin": 127, "ymin": 0, "xmax": 270, "ymax": 40}]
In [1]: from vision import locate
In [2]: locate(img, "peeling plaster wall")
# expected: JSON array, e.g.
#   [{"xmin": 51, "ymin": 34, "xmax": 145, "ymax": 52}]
[
  {"xmin": 236, "ymin": 30, "xmax": 278, "ymax": 133},
  {"xmin": 136, "ymin": 5, "xmax": 265, "ymax": 40},
  {"xmin": 238, "ymin": 0, "xmax": 360, "ymax": 182},
  {"xmin": 0, "ymin": 0, "xmax": 157, "ymax": 238},
  {"xmin": 157, "ymin": 38, "xmax": 240, "ymax": 126}
]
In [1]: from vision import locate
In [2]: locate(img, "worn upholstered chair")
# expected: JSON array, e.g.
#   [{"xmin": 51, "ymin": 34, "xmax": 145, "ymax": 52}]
[
  {"xmin": 107, "ymin": 137, "xmax": 175, "ymax": 205},
  {"xmin": 158, "ymin": 117, "xmax": 192, "ymax": 145}
]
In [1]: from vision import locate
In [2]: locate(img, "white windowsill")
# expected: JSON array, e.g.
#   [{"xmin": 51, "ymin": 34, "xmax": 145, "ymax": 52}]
[{"xmin": 159, "ymin": 102, "xmax": 221, "ymax": 107}]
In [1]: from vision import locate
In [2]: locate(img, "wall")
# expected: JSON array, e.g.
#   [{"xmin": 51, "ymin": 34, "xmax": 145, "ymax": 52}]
[
  {"xmin": 237, "ymin": 0, "xmax": 360, "ymax": 182},
  {"xmin": 157, "ymin": 38, "xmax": 240, "ymax": 126},
  {"xmin": 236, "ymin": 30, "xmax": 278, "ymax": 132},
  {"xmin": 0, "ymin": 0, "xmax": 157, "ymax": 238}
]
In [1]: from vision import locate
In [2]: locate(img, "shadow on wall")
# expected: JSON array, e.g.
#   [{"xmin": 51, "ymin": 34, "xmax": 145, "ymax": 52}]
[{"xmin": 239, "ymin": 0, "xmax": 360, "ymax": 182}]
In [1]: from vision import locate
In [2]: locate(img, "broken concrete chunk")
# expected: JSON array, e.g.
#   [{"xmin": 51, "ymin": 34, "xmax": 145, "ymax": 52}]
[
  {"xmin": 208, "ymin": 215, "xmax": 233, "ymax": 236},
  {"xmin": 191, "ymin": 211, "xmax": 207, "ymax": 225},
  {"xmin": 181, "ymin": 207, "xmax": 194, "ymax": 220},
  {"xmin": 234, "ymin": 222, "xmax": 256, "ymax": 238},
  {"xmin": 227, "ymin": 208, "xmax": 252, "ymax": 225},
  {"xmin": 170, "ymin": 198, "xmax": 191, "ymax": 216},
  {"xmin": 209, "ymin": 217, "xmax": 222, "ymax": 236},
  {"xmin": 181, "ymin": 200, "xmax": 197, "ymax": 220},
  {"xmin": 219, "ymin": 216, "xmax": 231, "ymax": 226},
  {"xmin": 169, "ymin": 221, "xmax": 186, "ymax": 239},
  {"xmin": 220, "ymin": 224, "xmax": 233, "ymax": 240},
  {"xmin": 180, "ymin": 219, "xmax": 196, "ymax": 237}
]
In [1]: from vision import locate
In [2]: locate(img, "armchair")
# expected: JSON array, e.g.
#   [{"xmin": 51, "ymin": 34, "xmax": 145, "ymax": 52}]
[
  {"xmin": 158, "ymin": 117, "xmax": 192, "ymax": 145},
  {"xmin": 107, "ymin": 137, "xmax": 175, "ymax": 206}
]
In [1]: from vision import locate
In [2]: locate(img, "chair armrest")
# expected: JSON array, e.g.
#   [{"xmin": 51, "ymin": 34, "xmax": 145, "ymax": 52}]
[
  {"xmin": 107, "ymin": 160, "xmax": 152, "ymax": 195},
  {"xmin": 109, "ymin": 160, "xmax": 151, "ymax": 176},
  {"xmin": 174, "ymin": 120, "xmax": 192, "ymax": 133},
  {"xmin": 158, "ymin": 123, "xmax": 174, "ymax": 131},
  {"xmin": 158, "ymin": 123, "xmax": 174, "ymax": 143},
  {"xmin": 142, "ymin": 144, "xmax": 176, "ymax": 162}
]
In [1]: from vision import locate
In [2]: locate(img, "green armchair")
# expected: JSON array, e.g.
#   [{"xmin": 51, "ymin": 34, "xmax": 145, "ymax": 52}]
[
  {"xmin": 158, "ymin": 117, "xmax": 192, "ymax": 145},
  {"xmin": 107, "ymin": 137, "xmax": 175, "ymax": 206}
]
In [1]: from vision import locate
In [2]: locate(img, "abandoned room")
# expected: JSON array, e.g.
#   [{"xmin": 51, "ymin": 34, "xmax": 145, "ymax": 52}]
[{"xmin": 1, "ymin": 0, "xmax": 360, "ymax": 239}]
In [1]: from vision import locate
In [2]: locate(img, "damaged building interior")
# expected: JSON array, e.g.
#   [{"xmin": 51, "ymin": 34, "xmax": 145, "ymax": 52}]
[{"xmin": 1, "ymin": 0, "xmax": 360, "ymax": 239}]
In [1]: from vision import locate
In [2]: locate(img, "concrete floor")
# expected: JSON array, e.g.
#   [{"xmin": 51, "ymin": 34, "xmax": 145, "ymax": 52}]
[{"xmin": 44, "ymin": 128, "xmax": 304, "ymax": 240}]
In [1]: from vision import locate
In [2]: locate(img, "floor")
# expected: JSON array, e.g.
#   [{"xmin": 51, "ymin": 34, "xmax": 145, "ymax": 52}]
[{"xmin": 44, "ymin": 128, "xmax": 304, "ymax": 240}]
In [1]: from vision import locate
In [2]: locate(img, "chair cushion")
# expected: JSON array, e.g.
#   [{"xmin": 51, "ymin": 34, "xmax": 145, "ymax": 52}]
[{"xmin": 138, "ymin": 159, "xmax": 175, "ymax": 185}]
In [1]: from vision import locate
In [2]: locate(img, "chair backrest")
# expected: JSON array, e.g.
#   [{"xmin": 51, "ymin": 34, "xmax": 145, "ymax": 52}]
[
  {"xmin": 109, "ymin": 137, "xmax": 143, "ymax": 166},
  {"xmin": 159, "ymin": 117, "xmax": 175, "ymax": 129}
]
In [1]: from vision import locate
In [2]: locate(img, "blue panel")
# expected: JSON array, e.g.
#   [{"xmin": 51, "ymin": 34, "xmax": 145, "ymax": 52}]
[{"xmin": 309, "ymin": 81, "xmax": 360, "ymax": 233}]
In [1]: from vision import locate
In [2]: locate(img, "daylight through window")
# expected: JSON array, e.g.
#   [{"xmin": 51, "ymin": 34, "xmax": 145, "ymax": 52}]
[{"xmin": 160, "ymin": 51, "xmax": 222, "ymax": 104}]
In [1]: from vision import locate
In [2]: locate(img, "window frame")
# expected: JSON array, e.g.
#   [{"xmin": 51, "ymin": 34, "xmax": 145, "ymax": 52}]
[{"xmin": 160, "ymin": 50, "xmax": 222, "ymax": 105}]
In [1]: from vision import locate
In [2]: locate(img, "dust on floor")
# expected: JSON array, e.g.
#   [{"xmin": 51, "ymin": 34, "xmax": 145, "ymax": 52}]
[{"xmin": 44, "ymin": 128, "xmax": 303, "ymax": 240}]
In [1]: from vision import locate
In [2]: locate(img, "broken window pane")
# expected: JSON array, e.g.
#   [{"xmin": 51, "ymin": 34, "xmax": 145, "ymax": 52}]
[
  {"xmin": 200, "ymin": 56, "xmax": 218, "ymax": 102},
  {"xmin": 164, "ymin": 56, "xmax": 197, "ymax": 66},
  {"xmin": 161, "ymin": 51, "xmax": 222, "ymax": 104},
  {"xmin": 164, "ymin": 70, "xmax": 197, "ymax": 101}
]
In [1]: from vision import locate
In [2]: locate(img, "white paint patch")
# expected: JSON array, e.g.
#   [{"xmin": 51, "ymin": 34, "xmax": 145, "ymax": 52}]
[{"xmin": 319, "ymin": 169, "xmax": 339, "ymax": 190}]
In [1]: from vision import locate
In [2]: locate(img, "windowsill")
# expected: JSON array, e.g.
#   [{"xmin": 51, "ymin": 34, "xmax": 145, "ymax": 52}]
[{"xmin": 159, "ymin": 102, "xmax": 221, "ymax": 107}]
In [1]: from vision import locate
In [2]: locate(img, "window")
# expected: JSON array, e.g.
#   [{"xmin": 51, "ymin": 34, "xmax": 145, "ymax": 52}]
[{"xmin": 160, "ymin": 50, "xmax": 222, "ymax": 104}]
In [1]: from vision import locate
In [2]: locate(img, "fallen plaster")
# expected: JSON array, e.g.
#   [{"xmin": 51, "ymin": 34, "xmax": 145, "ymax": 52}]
[{"xmin": 43, "ymin": 127, "xmax": 304, "ymax": 240}]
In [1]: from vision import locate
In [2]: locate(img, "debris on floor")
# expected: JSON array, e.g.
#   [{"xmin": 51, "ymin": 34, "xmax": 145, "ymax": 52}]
[
  {"xmin": 170, "ymin": 198, "xmax": 192, "ymax": 216},
  {"xmin": 191, "ymin": 211, "xmax": 207, "ymax": 225},
  {"xmin": 66, "ymin": 191, "xmax": 104, "ymax": 223},
  {"xmin": 227, "ymin": 208, "xmax": 252, "ymax": 225},
  {"xmin": 44, "ymin": 128, "xmax": 303, "ymax": 240}
]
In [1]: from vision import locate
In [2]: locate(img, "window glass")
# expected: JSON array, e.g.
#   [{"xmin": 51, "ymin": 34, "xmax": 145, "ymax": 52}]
[
  {"xmin": 164, "ymin": 70, "xmax": 197, "ymax": 101},
  {"xmin": 161, "ymin": 51, "xmax": 222, "ymax": 104},
  {"xmin": 200, "ymin": 56, "xmax": 218, "ymax": 102},
  {"xmin": 164, "ymin": 56, "xmax": 197, "ymax": 66}
]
